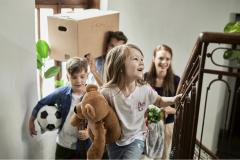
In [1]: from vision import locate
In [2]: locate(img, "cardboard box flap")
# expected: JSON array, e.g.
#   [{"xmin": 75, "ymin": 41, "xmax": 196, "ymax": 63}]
[
  {"xmin": 48, "ymin": 9, "xmax": 119, "ymax": 61},
  {"xmin": 48, "ymin": 9, "xmax": 119, "ymax": 21}
]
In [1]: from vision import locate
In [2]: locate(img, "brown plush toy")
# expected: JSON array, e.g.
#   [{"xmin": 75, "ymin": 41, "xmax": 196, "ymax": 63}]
[{"xmin": 70, "ymin": 84, "xmax": 121, "ymax": 159}]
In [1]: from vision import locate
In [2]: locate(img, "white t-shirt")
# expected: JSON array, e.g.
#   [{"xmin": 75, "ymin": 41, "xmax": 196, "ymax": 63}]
[
  {"xmin": 56, "ymin": 93, "xmax": 83, "ymax": 149},
  {"xmin": 100, "ymin": 84, "xmax": 158, "ymax": 146}
]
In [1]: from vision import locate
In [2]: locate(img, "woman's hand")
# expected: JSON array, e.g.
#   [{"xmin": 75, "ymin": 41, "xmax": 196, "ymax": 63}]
[
  {"xmin": 84, "ymin": 53, "xmax": 104, "ymax": 86},
  {"xmin": 163, "ymin": 106, "xmax": 176, "ymax": 115},
  {"xmin": 85, "ymin": 53, "xmax": 97, "ymax": 74}
]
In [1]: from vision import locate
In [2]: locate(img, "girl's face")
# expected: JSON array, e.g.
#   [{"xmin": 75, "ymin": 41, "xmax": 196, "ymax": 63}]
[
  {"xmin": 124, "ymin": 48, "xmax": 144, "ymax": 81},
  {"xmin": 153, "ymin": 50, "xmax": 172, "ymax": 72},
  {"xmin": 67, "ymin": 70, "xmax": 88, "ymax": 93}
]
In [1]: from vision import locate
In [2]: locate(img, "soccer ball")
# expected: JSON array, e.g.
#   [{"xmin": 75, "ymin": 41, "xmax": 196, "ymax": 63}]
[{"xmin": 36, "ymin": 105, "xmax": 62, "ymax": 132}]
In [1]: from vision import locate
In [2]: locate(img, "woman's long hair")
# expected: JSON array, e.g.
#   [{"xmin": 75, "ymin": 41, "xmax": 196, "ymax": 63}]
[{"xmin": 145, "ymin": 44, "xmax": 175, "ymax": 96}]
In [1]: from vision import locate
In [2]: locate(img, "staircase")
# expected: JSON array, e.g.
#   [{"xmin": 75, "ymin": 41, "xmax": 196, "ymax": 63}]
[{"xmin": 172, "ymin": 32, "xmax": 240, "ymax": 159}]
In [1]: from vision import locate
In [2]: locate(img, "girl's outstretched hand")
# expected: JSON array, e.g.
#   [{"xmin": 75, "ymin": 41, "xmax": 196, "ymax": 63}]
[{"xmin": 174, "ymin": 94, "xmax": 182, "ymax": 104}]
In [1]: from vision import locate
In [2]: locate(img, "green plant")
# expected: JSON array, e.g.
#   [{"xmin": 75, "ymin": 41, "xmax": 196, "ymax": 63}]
[
  {"xmin": 223, "ymin": 21, "xmax": 240, "ymax": 63},
  {"xmin": 36, "ymin": 40, "xmax": 63, "ymax": 98},
  {"xmin": 147, "ymin": 105, "xmax": 164, "ymax": 124},
  {"xmin": 224, "ymin": 21, "xmax": 240, "ymax": 33}
]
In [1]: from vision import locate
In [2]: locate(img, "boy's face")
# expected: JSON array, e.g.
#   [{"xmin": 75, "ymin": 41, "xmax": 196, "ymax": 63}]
[{"xmin": 67, "ymin": 70, "xmax": 88, "ymax": 94}]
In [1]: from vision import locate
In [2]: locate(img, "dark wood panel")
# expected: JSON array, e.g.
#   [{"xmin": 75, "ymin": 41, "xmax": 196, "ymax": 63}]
[
  {"xmin": 35, "ymin": 0, "xmax": 99, "ymax": 9},
  {"xmin": 36, "ymin": 0, "xmax": 60, "ymax": 5},
  {"xmin": 35, "ymin": 0, "xmax": 86, "ymax": 5}
]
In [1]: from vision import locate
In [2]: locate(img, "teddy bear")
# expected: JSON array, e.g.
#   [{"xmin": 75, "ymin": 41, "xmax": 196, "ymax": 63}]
[{"xmin": 70, "ymin": 84, "xmax": 121, "ymax": 159}]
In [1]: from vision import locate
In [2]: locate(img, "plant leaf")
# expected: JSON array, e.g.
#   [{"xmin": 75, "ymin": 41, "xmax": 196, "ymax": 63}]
[
  {"xmin": 223, "ymin": 50, "xmax": 233, "ymax": 59},
  {"xmin": 36, "ymin": 40, "xmax": 49, "ymax": 58},
  {"xmin": 224, "ymin": 22, "xmax": 235, "ymax": 33},
  {"xmin": 55, "ymin": 79, "xmax": 65, "ymax": 88},
  {"xmin": 37, "ymin": 54, "xmax": 43, "ymax": 69},
  {"xmin": 232, "ymin": 22, "xmax": 240, "ymax": 32},
  {"xmin": 44, "ymin": 66, "xmax": 60, "ymax": 79},
  {"xmin": 224, "ymin": 22, "xmax": 240, "ymax": 33},
  {"xmin": 231, "ymin": 50, "xmax": 240, "ymax": 59},
  {"xmin": 223, "ymin": 50, "xmax": 240, "ymax": 61}
]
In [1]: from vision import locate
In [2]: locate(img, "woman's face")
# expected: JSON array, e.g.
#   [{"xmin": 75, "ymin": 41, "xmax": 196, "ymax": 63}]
[
  {"xmin": 106, "ymin": 38, "xmax": 125, "ymax": 53},
  {"xmin": 153, "ymin": 49, "xmax": 172, "ymax": 73}
]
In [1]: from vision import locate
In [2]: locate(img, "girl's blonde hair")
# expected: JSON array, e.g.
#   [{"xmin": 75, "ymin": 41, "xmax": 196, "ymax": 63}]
[{"xmin": 104, "ymin": 44, "xmax": 145, "ymax": 89}]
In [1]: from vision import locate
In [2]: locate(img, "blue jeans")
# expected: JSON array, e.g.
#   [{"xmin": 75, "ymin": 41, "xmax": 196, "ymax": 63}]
[{"xmin": 107, "ymin": 139, "xmax": 144, "ymax": 159}]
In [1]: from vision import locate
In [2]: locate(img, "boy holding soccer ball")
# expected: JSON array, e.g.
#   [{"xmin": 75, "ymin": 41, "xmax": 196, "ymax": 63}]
[{"xmin": 29, "ymin": 57, "xmax": 91, "ymax": 159}]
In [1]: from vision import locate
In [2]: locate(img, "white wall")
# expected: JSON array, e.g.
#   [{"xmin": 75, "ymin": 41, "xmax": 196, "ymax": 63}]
[
  {"xmin": 0, "ymin": 0, "xmax": 42, "ymax": 158},
  {"xmin": 108, "ymin": 0, "xmax": 240, "ymax": 153},
  {"xmin": 108, "ymin": 0, "xmax": 240, "ymax": 75},
  {"xmin": 0, "ymin": 0, "xmax": 239, "ymax": 158}
]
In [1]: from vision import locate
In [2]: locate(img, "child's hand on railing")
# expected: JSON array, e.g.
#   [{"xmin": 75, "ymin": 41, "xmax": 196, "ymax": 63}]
[{"xmin": 174, "ymin": 94, "xmax": 182, "ymax": 104}]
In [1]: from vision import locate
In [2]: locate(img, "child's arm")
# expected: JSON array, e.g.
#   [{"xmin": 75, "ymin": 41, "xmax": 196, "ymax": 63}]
[
  {"xmin": 29, "ymin": 115, "xmax": 37, "ymax": 137},
  {"xmin": 31, "ymin": 89, "xmax": 61, "ymax": 118},
  {"xmin": 78, "ymin": 128, "xmax": 90, "ymax": 140},
  {"xmin": 154, "ymin": 94, "xmax": 181, "ymax": 115},
  {"xmin": 154, "ymin": 94, "xmax": 182, "ymax": 108}
]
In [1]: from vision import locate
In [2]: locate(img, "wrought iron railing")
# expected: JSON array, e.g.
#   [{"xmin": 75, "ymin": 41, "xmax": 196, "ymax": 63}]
[{"xmin": 172, "ymin": 32, "xmax": 240, "ymax": 159}]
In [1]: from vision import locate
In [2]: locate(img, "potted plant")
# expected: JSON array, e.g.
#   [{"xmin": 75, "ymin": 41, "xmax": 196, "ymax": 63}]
[
  {"xmin": 223, "ymin": 21, "xmax": 240, "ymax": 63},
  {"xmin": 36, "ymin": 40, "xmax": 64, "ymax": 98}
]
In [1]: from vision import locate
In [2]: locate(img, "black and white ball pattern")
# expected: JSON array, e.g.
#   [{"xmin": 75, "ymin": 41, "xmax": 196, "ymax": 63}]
[{"xmin": 37, "ymin": 105, "xmax": 62, "ymax": 131}]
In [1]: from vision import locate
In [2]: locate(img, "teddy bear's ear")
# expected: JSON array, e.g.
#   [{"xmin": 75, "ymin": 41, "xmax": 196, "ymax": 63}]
[
  {"xmin": 86, "ymin": 84, "xmax": 98, "ymax": 92},
  {"xmin": 82, "ymin": 104, "xmax": 96, "ymax": 121},
  {"xmin": 75, "ymin": 103, "xmax": 85, "ymax": 119}
]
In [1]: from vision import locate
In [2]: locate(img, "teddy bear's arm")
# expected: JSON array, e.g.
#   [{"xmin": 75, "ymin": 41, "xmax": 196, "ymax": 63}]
[{"xmin": 87, "ymin": 121, "xmax": 106, "ymax": 159}]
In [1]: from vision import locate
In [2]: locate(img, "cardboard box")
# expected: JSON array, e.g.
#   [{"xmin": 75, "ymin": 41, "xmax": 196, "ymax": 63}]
[{"xmin": 48, "ymin": 9, "xmax": 119, "ymax": 61}]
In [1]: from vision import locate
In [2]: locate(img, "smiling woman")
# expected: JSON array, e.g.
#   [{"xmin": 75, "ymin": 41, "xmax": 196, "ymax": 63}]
[{"xmin": 144, "ymin": 44, "xmax": 180, "ymax": 159}]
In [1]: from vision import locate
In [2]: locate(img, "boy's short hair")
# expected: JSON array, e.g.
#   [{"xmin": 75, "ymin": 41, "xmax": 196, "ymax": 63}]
[
  {"xmin": 66, "ymin": 57, "xmax": 88, "ymax": 76},
  {"xmin": 106, "ymin": 31, "xmax": 128, "ymax": 45}
]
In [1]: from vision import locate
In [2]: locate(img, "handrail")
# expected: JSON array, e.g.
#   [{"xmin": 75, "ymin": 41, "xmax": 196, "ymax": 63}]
[
  {"xmin": 177, "ymin": 39, "xmax": 202, "ymax": 94},
  {"xmin": 177, "ymin": 32, "xmax": 240, "ymax": 95},
  {"xmin": 200, "ymin": 32, "xmax": 240, "ymax": 44},
  {"xmin": 173, "ymin": 32, "xmax": 240, "ymax": 159}
]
